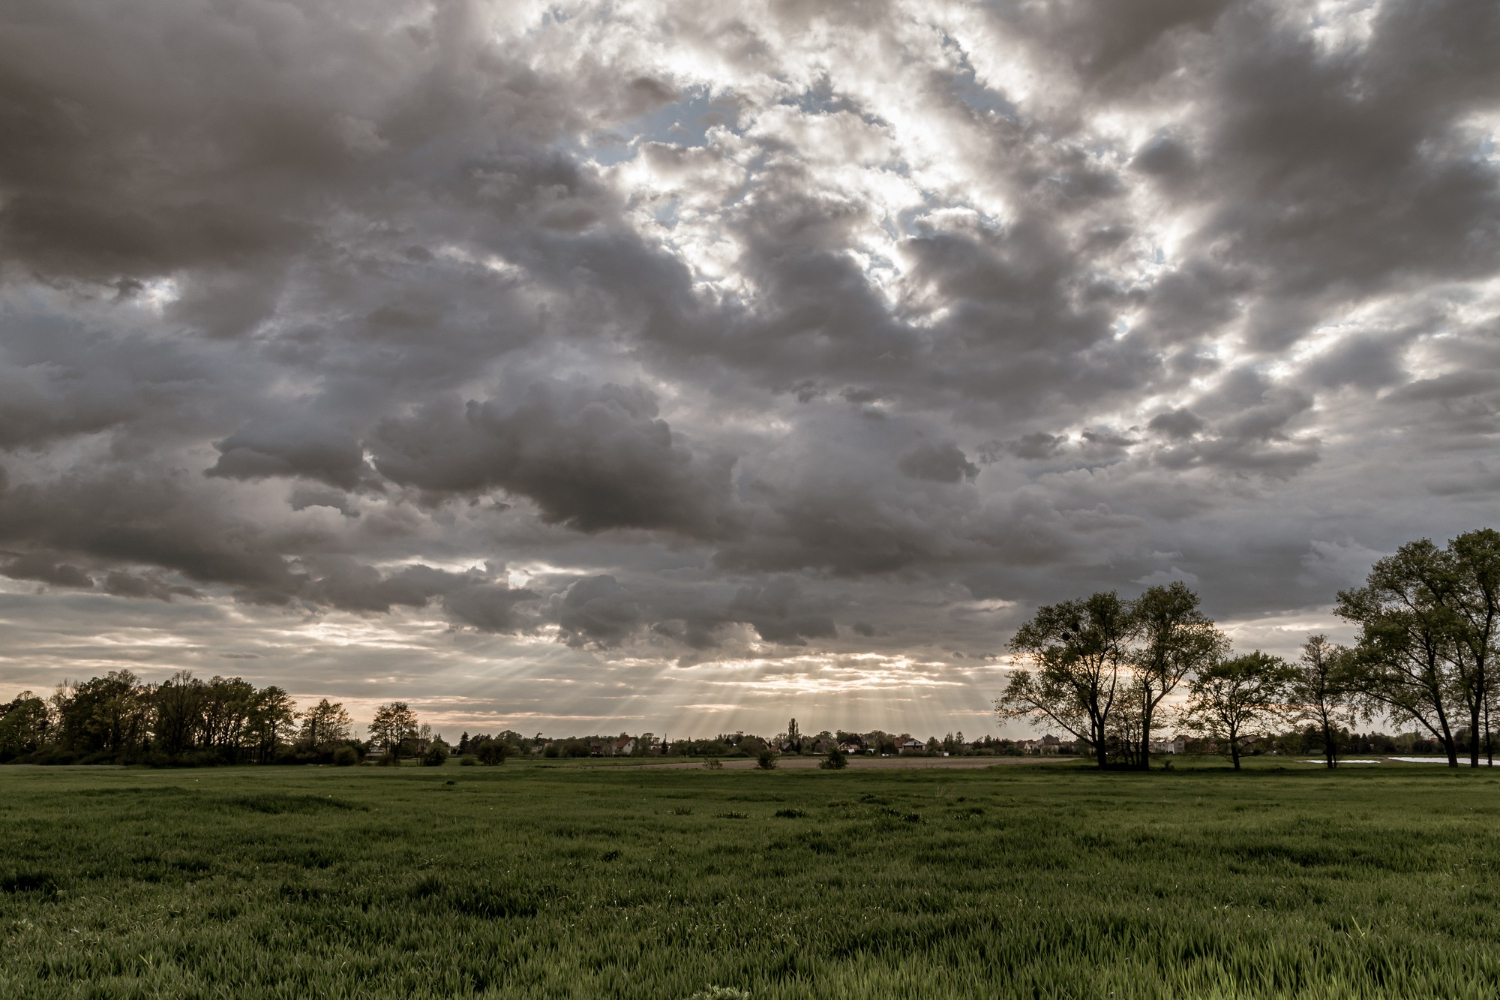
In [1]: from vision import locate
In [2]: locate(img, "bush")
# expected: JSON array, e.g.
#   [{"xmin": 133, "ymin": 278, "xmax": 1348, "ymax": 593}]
[
  {"xmin": 757, "ymin": 749, "xmax": 778, "ymax": 770},
  {"xmin": 703, "ymin": 758, "xmax": 723, "ymax": 770},
  {"xmin": 475, "ymin": 740, "xmax": 510, "ymax": 766},
  {"xmin": 821, "ymin": 747, "xmax": 847, "ymax": 770},
  {"xmin": 422, "ymin": 744, "xmax": 449, "ymax": 766},
  {"xmin": 459, "ymin": 756, "xmax": 477, "ymax": 766},
  {"xmin": 332, "ymin": 746, "xmax": 359, "ymax": 767}
]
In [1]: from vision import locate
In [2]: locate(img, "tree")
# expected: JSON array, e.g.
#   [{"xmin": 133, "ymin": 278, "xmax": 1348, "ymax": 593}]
[
  {"xmin": 757, "ymin": 748, "xmax": 778, "ymax": 770},
  {"xmin": 998, "ymin": 591, "xmax": 1136, "ymax": 768},
  {"xmin": 422, "ymin": 740, "xmax": 450, "ymax": 766},
  {"xmin": 787, "ymin": 718, "xmax": 801, "ymax": 754},
  {"xmin": 200, "ymin": 676, "xmax": 256, "ymax": 760},
  {"xmin": 369, "ymin": 702, "xmax": 419, "ymax": 760},
  {"xmin": 246, "ymin": 686, "xmax": 297, "ymax": 762},
  {"xmin": 1130, "ymin": 582, "xmax": 1228, "ymax": 770},
  {"xmin": 473, "ymin": 736, "xmax": 510, "ymax": 765},
  {"xmin": 1185, "ymin": 652, "xmax": 1295, "ymax": 770},
  {"xmin": 299, "ymin": 699, "xmax": 353, "ymax": 754},
  {"xmin": 152, "ymin": 671, "xmax": 205, "ymax": 757},
  {"xmin": 821, "ymin": 746, "xmax": 848, "ymax": 770},
  {"xmin": 1336, "ymin": 540, "xmax": 1465, "ymax": 767},
  {"xmin": 1288, "ymin": 635, "xmax": 1357, "ymax": 769},
  {"xmin": 1446, "ymin": 529, "xmax": 1500, "ymax": 766},
  {"xmin": 55, "ymin": 670, "xmax": 149, "ymax": 759},
  {"xmin": 0, "ymin": 692, "xmax": 50, "ymax": 761}
]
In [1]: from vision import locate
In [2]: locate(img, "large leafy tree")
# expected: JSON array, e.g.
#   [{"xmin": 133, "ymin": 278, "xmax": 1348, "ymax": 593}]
[
  {"xmin": 999, "ymin": 584, "xmax": 1225, "ymax": 769},
  {"xmin": 1130, "ymin": 582, "xmax": 1228, "ymax": 771},
  {"xmin": 298, "ymin": 698, "xmax": 354, "ymax": 754},
  {"xmin": 1446, "ymin": 529, "xmax": 1500, "ymax": 765},
  {"xmin": 998, "ymin": 591, "xmax": 1137, "ymax": 768},
  {"xmin": 0, "ymin": 692, "xmax": 50, "ymax": 761},
  {"xmin": 247, "ymin": 686, "xmax": 297, "ymax": 762},
  {"xmin": 1185, "ymin": 652, "xmax": 1296, "ymax": 770},
  {"xmin": 1288, "ymin": 635, "xmax": 1358, "ymax": 769},
  {"xmin": 55, "ymin": 670, "xmax": 150, "ymax": 758},
  {"xmin": 153, "ymin": 672, "xmax": 206, "ymax": 756},
  {"xmin": 1336, "ymin": 540, "xmax": 1464, "ymax": 767},
  {"xmin": 369, "ymin": 701, "xmax": 419, "ymax": 759}
]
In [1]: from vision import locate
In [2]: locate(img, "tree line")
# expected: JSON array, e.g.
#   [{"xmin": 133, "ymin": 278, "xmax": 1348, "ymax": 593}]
[
  {"xmin": 997, "ymin": 529, "xmax": 1499, "ymax": 769},
  {"xmin": 0, "ymin": 670, "xmax": 484, "ymax": 767}
]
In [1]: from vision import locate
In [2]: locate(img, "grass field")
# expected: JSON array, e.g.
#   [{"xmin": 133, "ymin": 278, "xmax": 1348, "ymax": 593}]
[{"xmin": 2, "ymin": 759, "xmax": 1499, "ymax": 999}]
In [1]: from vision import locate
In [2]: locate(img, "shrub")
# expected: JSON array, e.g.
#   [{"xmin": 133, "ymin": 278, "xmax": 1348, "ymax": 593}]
[
  {"xmin": 422, "ymin": 744, "xmax": 449, "ymax": 767},
  {"xmin": 332, "ymin": 746, "xmax": 359, "ymax": 767},
  {"xmin": 821, "ymin": 747, "xmax": 848, "ymax": 770},
  {"xmin": 475, "ymin": 740, "xmax": 510, "ymax": 766},
  {"xmin": 703, "ymin": 758, "xmax": 723, "ymax": 770},
  {"xmin": 757, "ymin": 749, "xmax": 778, "ymax": 770},
  {"xmin": 459, "ymin": 756, "xmax": 477, "ymax": 766}
]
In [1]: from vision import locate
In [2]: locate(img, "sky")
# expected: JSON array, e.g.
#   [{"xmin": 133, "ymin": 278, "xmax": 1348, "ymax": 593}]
[{"xmin": 1, "ymin": 0, "xmax": 1497, "ymax": 740}]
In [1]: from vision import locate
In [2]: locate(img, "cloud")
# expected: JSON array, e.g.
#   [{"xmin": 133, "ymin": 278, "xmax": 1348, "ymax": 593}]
[
  {"xmin": 369, "ymin": 381, "xmax": 740, "ymax": 538},
  {"xmin": 0, "ymin": 0, "xmax": 1496, "ymax": 733},
  {"xmin": 898, "ymin": 442, "xmax": 979, "ymax": 483}
]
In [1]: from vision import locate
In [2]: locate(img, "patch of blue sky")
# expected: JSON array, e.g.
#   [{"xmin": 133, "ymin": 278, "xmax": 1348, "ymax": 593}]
[
  {"xmin": 633, "ymin": 86, "xmax": 741, "ymax": 146},
  {"xmin": 579, "ymin": 87, "xmax": 744, "ymax": 168},
  {"xmin": 778, "ymin": 77, "xmax": 888, "ymax": 127}
]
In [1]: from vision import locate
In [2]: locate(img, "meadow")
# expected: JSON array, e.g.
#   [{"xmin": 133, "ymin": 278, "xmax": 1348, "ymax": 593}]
[{"xmin": 2, "ymin": 758, "xmax": 1499, "ymax": 999}]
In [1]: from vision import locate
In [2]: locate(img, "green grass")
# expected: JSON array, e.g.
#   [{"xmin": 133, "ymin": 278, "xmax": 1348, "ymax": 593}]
[{"xmin": 2, "ymin": 761, "xmax": 1499, "ymax": 999}]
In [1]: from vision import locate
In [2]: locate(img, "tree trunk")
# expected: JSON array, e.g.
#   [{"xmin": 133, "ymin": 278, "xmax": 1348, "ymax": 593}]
[
  {"xmin": 1471, "ymin": 700, "xmax": 1482, "ymax": 768},
  {"xmin": 1434, "ymin": 700, "xmax": 1459, "ymax": 767},
  {"xmin": 1322, "ymin": 719, "xmax": 1336, "ymax": 769}
]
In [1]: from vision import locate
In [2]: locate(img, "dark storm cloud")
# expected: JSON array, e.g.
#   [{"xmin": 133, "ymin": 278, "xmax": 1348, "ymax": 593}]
[
  {"xmin": 725, "ymin": 578, "xmax": 837, "ymax": 646},
  {"xmin": 207, "ymin": 420, "xmax": 371, "ymax": 491},
  {"xmin": 555, "ymin": 575, "xmax": 643, "ymax": 648},
  {"xmin": 369, "ymin": 381, "xmax": 740, "ymax": 538},
  {"xmin": 1, "ymin": 0, "xmax": 1498, "ymax": 725},
  {"xmin": 1, "ymin": 551, "xmax": 93, "ymax": 589},
  {"xmin": 898, "ymin": 442, "xmax": 979, "ymax": 483}
]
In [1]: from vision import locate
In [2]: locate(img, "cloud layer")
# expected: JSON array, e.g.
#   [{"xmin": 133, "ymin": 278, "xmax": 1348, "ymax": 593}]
[{"xmin": 1, "ymin": 0, "xmax": 1497, "ymax": 734}]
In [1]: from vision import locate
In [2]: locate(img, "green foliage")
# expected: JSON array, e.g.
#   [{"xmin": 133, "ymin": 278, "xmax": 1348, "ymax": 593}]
[
  {"xmin": 821, "ymin": 747, "xmax": 847, "ymax": 770},
  {"xmin": 369, "ymin": 702, "xmax": 419, "ymax": 758},
  {"xmin": 756, "ymin": 749, "xmax": 777, "ymax": 770},
  {"xmin": 2, "ymin": 764, "xmax": 1500, "ymax": 998},
  {"xmin": 1002, "ymin": 584, "xmax": 1233, "ymax": 769},
  {"xmin": 703, "ymin": 758, "xmax": 723, "ymax": 770},
  {"xmin": 332, "ymin": 746, "xmax": 359, "ymax": 767},
  {"xmin": 422, "ymin": 743, "xmax": 449, "ymax": 767},
  {"xmin": 1186, "ymin": 652, "xmax": 1298, "ymax": 770},
  {"xmin": 473, "ymin": 738, "xmax": 510, "ymax": 766}
]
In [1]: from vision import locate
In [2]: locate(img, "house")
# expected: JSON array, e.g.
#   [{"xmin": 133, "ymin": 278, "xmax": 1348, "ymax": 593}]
[
  {"xmin": 810, "ymin": 737, "xmax": 837, "ymax": 754},
  {"xmin": 838, "ymin": 741, "xmax": 865, "ymax": 755},
  {"xmin": 615, "ymin": 737, "xmax": 636, "ymax": 755},
  {"xmin": 900, "ymin": 738, "xmax": 925, "ymax": 753},
  {"xmin": 1149, "ymin": 735, "xmax": 1187, "ymax": 755}
]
